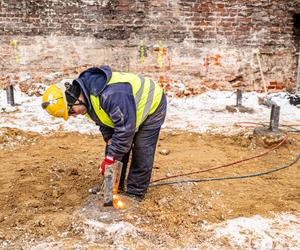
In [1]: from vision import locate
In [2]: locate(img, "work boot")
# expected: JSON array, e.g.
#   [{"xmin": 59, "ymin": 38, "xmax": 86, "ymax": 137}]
[
  {"xmin": 123, "ymin": 192, "xmax": 144, "ymax": 202},
  {"xmin": 89, "ymin": 183, "xmax": 101, "ymax": 194}
]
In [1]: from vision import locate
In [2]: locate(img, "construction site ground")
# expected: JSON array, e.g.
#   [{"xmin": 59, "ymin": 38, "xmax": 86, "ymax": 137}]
[{"xmin": 0, "ymin": 128, "xmax": 299, "ymax": 249}]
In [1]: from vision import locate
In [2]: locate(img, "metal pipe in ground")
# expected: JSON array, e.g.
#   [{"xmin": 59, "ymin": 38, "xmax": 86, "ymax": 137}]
[
  {"xmin": 103, "ymin": 161, "xmax": 123, "ymax": 207},
  {"xmin": 269, "ymin": 104, "xmax": 280, "ymax": 132},
  {"xmin": 295, "ymin": 50, "xmax": 300, "ymax": 95},
  {"xmin": 236, "ymin": 89, "xmax": 242, "ymax": 107},
  {"xmin": 6, "ymin": 85, "xmax": 15, "ymax": 106}
]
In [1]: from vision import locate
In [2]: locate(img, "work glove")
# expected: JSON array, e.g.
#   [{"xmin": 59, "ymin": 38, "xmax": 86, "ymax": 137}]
[{"xmin": 100, "ymin": 155, "xmax": 114, "ymax": 175}]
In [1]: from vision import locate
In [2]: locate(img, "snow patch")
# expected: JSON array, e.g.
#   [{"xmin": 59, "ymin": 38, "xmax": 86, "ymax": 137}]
[
  {"xmin": 2, "ymin": 87, "xmax": 300, "ymax": 135},
  {"xmin": 83, "ymin": 219, "xmax": 137, "ymax": 239},
  {"xmin": 203, "ymin": 213, "xmax": 300, "ymax": 249}
]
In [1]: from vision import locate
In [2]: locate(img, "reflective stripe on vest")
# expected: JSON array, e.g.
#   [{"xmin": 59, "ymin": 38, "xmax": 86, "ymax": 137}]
[{"xmin": 90, "ymin": 72, "xmax": 163, "ymax": 128}]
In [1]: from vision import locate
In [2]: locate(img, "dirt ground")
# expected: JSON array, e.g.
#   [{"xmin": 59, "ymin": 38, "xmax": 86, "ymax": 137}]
[{"xmin": 0, "ymin": 128, "xmax": 299, "ymax": 249}]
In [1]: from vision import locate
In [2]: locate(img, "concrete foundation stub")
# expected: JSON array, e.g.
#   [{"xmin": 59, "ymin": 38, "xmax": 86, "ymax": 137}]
[{"xmin": 253, "ymin": 127, "xmax": 285, "ymax": 148}]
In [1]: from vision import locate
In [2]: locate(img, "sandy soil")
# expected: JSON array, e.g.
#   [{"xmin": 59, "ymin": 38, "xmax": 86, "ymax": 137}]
[{"xmin": 0, "ymin": 128, "xmax": 299, "ymax": 249}]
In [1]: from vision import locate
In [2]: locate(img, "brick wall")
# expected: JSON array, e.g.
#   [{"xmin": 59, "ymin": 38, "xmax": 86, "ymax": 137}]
[{"xmin": 1, "ymin": 0, "xmax": 300, "ymax": 92}]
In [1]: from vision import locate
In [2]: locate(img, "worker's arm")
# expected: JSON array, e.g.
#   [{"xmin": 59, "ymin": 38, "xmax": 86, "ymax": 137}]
[
  {"xmin": 100, "ymin": 84, "xmax": 136, "ymax": 161},
  {"xmin": 99, "ymin": 125, "xmax": 113, "ymax": 143}
]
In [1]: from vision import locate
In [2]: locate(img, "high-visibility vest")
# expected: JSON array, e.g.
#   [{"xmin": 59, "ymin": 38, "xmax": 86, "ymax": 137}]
[{"xmin": 90, "ymin": 72, "xmax": 163, "ymax": 128}]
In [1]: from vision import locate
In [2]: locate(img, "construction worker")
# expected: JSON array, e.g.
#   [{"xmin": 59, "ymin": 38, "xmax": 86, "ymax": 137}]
[{"xmin": 42, "ymin": 66, "xmax": 167, "ymax": 200}]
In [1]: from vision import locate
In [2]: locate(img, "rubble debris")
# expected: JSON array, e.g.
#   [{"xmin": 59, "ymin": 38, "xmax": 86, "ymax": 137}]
[
  {"xmin": 288, "ymin": 94, "xmax": 300, "ymax": 106},
  {"xmin": 159, "ymin": 149, "xmax": 170, "ymax": 155},
  {"xmin": 225, "ymin": 105, "xmax": 254, "ymax": 113}
]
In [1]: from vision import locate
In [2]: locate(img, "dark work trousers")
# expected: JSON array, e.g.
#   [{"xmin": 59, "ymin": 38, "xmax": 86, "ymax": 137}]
[
  {"xmin": 105, "ymin": 94, "xmax": 167, "ymax": 197},
  {"xmin": 126, "ymin": 125, "xmax": 162, "ymax": 196}
]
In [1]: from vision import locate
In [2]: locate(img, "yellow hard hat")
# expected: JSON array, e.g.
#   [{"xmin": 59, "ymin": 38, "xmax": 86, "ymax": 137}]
[{"xmin": 42, "ymin": 83, "xmax": 69, "ymax": 120}]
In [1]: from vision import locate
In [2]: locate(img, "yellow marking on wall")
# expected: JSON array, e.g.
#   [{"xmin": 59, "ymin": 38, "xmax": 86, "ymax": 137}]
[
  {"xmin": 139, "ymin": 40, "xmax": 145, "ymax": 64},
  {"xmin": 11, "ymin": 39, "xmax": 20, "ymax": 64}
]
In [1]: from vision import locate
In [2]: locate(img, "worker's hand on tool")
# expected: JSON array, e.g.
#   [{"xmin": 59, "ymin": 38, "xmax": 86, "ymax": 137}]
[{"xmin": 100, "ymin": 155, "xmax": 114, "ymax": 175}]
